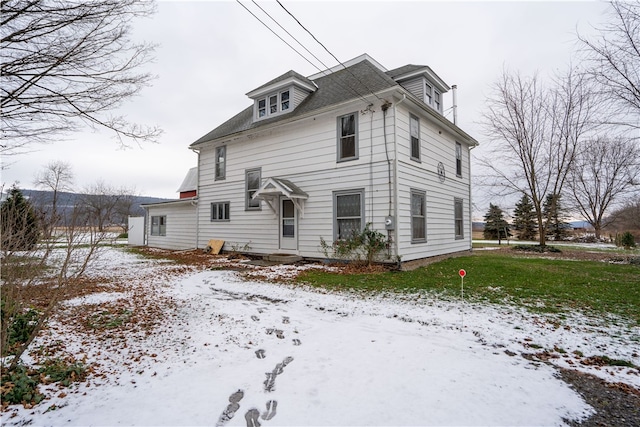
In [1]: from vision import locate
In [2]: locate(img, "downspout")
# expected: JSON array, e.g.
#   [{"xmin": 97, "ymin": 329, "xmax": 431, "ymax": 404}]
[
  {"xmin": 191, "ymin": 146, "xmax": 201, "ymax": 249},
  {"xmin": 387, "ymin": 93, "xmax": 406, "ymax": 265},
  {"xmin": 468, "ymin": 144, "xmax": 476, "ymax": 252}
]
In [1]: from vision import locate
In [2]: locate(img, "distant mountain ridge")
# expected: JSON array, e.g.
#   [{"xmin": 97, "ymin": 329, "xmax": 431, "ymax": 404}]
[{"xmin": 3, "ymin": 188, "xmax": 172, "ymax": 218}]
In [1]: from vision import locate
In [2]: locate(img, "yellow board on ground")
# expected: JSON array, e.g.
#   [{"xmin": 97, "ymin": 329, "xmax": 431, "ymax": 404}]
[{"xmin": 207, "ymin": 239, "xmax": 225, "ymax": 255}]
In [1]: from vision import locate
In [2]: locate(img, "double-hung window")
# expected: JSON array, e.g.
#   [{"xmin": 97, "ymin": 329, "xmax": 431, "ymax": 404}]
[
  {"xmin": 334, "ymin": 189, "xmax": 364, "ymax": 240},
  {"xmin": 151, "ymin": 215, "xmax": 166, "ymax": 236},
  {"xmin": 410, "ymin": 115, "xmax": 420, "ymax": 161},
  {"xmin": 280, "ymin": 90, "xmax": 290, "ymax": 111},
  {"xmin": 454, "ymin": 198, "xmax": 464, "ymax": 239},
  {"xmin": 455, "ymin": 142, "xmax": 462, "ymax": 177},
  {"xmin": 245, "ymin": 168, "xmax": 261, "ymax": 210},
  {"xmin": 211, "ymin": 202, "xmax": 230, "ymax": 221},
  {"xmin": 337, "ymin": 112, "xmax": 358, "ymax": 161},
  {"xmin": 425, "ymin": 82, "xmax": 433, "ymax": 106},
  {"xmin": 434, "ymin": 90, "xmax": 441, "ymax": 112},
  {"xmin": 215, "ymin": 146, "xmax": 226, "ymax": 180},
  {"xmin": 411, "ymin": 190, "xmax": 426, "ymax": 242}
]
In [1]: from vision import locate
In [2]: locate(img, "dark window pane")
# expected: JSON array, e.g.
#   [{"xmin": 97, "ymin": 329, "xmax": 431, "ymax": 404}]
[{"xmin": 337, "ymin": 194, "xmax": 361, "ymax": 217}]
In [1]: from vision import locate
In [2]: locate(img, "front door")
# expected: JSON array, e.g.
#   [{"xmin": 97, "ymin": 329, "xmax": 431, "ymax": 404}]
[{"xmin": 280, "ymin": 198, "xmax": 297, "ymax": 251}]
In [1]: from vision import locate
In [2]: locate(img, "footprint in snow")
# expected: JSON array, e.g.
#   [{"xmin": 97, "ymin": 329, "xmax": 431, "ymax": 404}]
[
  {"xmin": 216, "ymin": 389, "xmax": 244, "ymax": 426},
  {"xmin": 251, "ymin": 315, "xmax": 260, "ymax": 322},
  {"xmin": 255, "ymin": 349, "xmax": 266, "ymax": 359},
  {"xmin": 292, "ymin": 338, "xmax": 301, "ymax": 346},
  {"xmin": 261, "ymin": 400, "xmax": 277, "ymax": 421},
  {"xmin": 245, "ymin": 408, "xmax": 261, "ymax": 427}
]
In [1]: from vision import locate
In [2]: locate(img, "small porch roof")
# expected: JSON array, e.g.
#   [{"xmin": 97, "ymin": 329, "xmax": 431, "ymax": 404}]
[{"xmin": 252, "ymin": 177, "xmax": 308, "ymax": 217}]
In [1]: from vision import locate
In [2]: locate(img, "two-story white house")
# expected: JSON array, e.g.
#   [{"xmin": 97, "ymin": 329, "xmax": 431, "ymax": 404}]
[{"xmin": 144, "ymin": 54, "xmax": 478, "ymax": 264}]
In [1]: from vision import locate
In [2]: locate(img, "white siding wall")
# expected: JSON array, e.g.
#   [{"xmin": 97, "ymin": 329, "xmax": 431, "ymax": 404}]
[
  {"xmin": 393, "ymin": 104, "xmax": 472, "ymax": 261},
  {"xmin": 146, "ymin": 202, "xmax": 197, "ymax": 250},
  {"xmin": 196, "ymin": 96, "xmax": 474, "ymax": 263},
  {"xmin": 401, "ymin": 77, "xmax": 425, "ymax": 103},
  {"xmin": 197, "ymin": 100, "xmax": 396, "ymax": 259}
]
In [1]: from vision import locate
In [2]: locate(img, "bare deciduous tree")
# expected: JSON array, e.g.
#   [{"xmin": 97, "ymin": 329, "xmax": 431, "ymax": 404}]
[
  {"xmin": 568, "ymin": 135, "xmax": 640, "ymax": 238},
  {"xmin": 33, "ymin": 161, "xmax": 75, "ymax": 238},
  {"xmin": 480, "ymin": 67, "xmax": 597, "ymax": 247},
  {"xmin": 1, "ymin": 0, "xmax": 161, "ymax": 155},
  {"xmin": 579, "ymin": 0, "xmax": 640, "ymax": 129},
  {"xmin": 79, "ymin": 181, "xmax": 137, "ymax": 232}
]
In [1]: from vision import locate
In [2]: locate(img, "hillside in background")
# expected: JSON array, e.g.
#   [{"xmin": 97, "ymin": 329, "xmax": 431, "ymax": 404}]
[{"xmin": 2, "ymin": 188, "xmax": 171, "ymax": 219}]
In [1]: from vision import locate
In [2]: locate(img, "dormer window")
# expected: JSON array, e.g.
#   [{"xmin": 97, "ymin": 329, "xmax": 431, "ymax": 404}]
[
  {"xmin": 255, "ymin": 89, "xmax": 291, "ymax": 120},
  {"xmin": 424, "ymin": 81, "xmax": 442, "ymax": 113}
]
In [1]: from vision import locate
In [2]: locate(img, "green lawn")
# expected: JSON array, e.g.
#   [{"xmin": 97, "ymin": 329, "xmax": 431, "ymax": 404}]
[{"xmin": 297, "ymin": 251, "xmax": 640, "ymax": 325}]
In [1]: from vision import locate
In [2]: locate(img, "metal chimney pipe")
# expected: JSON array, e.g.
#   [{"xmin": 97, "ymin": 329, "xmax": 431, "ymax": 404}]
[{"xmin": 452, "ymin": 84, "xmax": 458, "ymax": 125}]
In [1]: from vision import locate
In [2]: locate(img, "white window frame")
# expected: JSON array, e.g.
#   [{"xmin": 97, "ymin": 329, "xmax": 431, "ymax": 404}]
[
  {"xmin": 150, "ymin": 215, "xmax": 166, "ymax": 236},
  {"xmin": 215, "ymin": 145, "xmax": 226, "ymax": 181},
  {"xmin": 411, "ymin": 189, "xmax": 426, "ymax": 243},
  {"xmin": 455, "ymin": 198, "xmax": 464, "ymax": 239},
  {"xmin": 245, "ymin": 168, "xmax": 261, "ymax": 210},
  {"xmin": 255, "ymin": 89, "xmax": 291, "ymax": 120},
  {"xmin": 211, "ymin": 202, "xmax": 230, "ymax": 222},
  {"xmin": 455, "ymin": 142, "xmax": 462, "ymax": 177},
  {"xmin": 410, "ymin": 114, "xmax": 420, "ymax": 161},
  {"xmin": 337, "ymin": 112, "xmax": 358, "ymax": 162},
  {"xmin": 333, "ymin": 189, "xmax": 365, "ymax": 240}
]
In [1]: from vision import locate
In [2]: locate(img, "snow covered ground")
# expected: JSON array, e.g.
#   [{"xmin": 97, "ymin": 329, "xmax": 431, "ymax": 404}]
[{"xmin": 2, "ymin": 246, "xmax": 639, "ymax": 426}]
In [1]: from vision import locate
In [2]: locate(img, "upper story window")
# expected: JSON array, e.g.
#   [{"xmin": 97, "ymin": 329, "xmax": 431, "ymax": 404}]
[
  {"xmin": 410, "ymin": 114, "xmax": 420, "ymax": 161},
  {"xmin": 337, "ymin": 112, "xmax": 358, "ymax": 162},
  {"xmin": 215, "ymin": 146, "xmax": 226, "ymax": 180},
  {"xmin": 455, "ymin": 142, "xmax": 462, "ymax": 177},
  {"xmin": 256, "ymin": 90, "xmax": 290, "ymax": 120}
]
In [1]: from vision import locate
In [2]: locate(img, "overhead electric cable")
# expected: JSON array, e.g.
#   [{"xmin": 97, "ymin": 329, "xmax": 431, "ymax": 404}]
[
  {"xmin": 235, "ymin": 0, "xmax": 371, "ymax": 104},
  {"xmin": 276, "ymin": 0, "xmax": 383, "ymax": 102}
]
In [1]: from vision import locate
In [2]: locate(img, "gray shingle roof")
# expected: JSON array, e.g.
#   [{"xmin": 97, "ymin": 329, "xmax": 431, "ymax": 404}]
[
  {"xmin": 386, "ymin": 64, "xmax": 426, "ymax": 79},
  {"xmin": 190, "ymin": 59, "xmax": 398, "ymax": 146},
  {"xmin": 247, "ymin": 70, "xmax": 313, "ymax": 96}
]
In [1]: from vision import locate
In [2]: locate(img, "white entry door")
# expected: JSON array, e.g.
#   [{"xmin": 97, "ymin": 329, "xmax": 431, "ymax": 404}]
[{"xmin": 280, "ymin": 198, "xmax": 297, "ymax": 251}]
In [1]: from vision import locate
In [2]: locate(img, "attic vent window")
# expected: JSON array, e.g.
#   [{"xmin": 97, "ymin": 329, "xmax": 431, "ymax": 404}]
[{"xmin": 256, "ymin": 89, "xmax": 291, "ymax": 120}]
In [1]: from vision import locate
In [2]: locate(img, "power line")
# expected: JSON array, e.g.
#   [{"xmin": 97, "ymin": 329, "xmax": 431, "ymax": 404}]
[
  {"xmin": 276, "ymin": 0, "xmax": 383, "ymax": 102},
  {"xmin": 235, "ymin": 0, "xmax": 372, "ymax": 104}
]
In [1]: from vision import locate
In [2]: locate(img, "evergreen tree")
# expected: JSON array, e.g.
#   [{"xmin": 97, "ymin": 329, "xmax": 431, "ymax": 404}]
[
  {"xmin": 513, "ymin": 194, "xmax": 537, "ymax": 241},
  {"xmin": 543, "ymin": 193, "xmax": 570, "ymax": 241},
  {"xmin": 483, "ymin": 203, "xmax": 512, "ymax": 243},
  {"xmin": 1, "ymin": 186, "xmax": 39, "ymax": 251}
]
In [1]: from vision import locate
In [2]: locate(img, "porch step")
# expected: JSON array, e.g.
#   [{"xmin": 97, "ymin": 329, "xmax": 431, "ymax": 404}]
[{"xmin": 264, "ymin": 253, "xmax": 303, "ymax": 264}]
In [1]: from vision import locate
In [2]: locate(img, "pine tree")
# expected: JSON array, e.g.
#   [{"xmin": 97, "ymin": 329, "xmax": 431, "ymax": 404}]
[
  {"xmin": 513, "ymin": 194, "xmax": 537, "ymax": 241},
  {"xmin": 543, "ymin": 193, "xmax": 570, "ymax": 241},
  {"xmin": 483, "ymin": 203, "xmax": 512, "ymax": 243},
  {"xmin": 1, "ymin": 186, "xmax": 39, "ymax": 251}
]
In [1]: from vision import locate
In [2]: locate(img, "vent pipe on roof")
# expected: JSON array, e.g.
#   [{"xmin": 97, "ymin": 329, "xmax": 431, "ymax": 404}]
[{"xmin": 452, "ymin": 84, "xmax": 458, "ymax": 125}]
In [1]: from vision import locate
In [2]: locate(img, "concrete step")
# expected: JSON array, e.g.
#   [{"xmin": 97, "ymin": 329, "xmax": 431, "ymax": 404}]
[{"xmin": 264, "ymin": 254, "xmax": 302, "ymax": 264}]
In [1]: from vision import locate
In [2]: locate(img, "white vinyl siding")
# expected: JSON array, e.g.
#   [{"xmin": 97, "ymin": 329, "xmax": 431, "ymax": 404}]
[
  {"xmin": 195, "ymin": 98, "xmax": 473, "ymax": 262},
  {"xmin": 146, "ymin": 202, "xmax": 197, "ymax": 250}
]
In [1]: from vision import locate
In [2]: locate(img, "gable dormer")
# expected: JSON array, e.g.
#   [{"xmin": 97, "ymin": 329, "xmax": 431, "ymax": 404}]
[
  {"xmin": 246, "ymin": 70, "xmax": 316, "ymax": 122},
  {"xmin": 387, "ymin": 65, "xmax": 450, "ymax": 114}
]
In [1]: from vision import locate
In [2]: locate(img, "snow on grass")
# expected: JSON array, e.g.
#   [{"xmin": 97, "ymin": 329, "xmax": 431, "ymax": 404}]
[{"xmin": 2, "ymin": 246, "xmax": 638, "ymax": 426}]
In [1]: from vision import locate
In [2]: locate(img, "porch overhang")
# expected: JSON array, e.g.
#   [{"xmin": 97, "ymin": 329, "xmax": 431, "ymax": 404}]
[{"xmin": 252, "ymin": 177, "xmax": 308, "ymax": 217}]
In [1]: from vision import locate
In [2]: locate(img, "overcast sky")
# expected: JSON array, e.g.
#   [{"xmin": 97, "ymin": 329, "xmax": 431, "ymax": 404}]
[{"xmin": 1, "ymin": 0, "xmax": 613, "ymax": 217}]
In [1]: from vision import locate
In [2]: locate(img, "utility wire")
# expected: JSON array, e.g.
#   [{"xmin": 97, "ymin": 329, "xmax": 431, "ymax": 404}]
[
  {"xmin": 236, "ymin": 0, "xmax": 371, "ymax": 105},
  {"xmin": 235, "ymin": 0, "xmax": 321, "ymax": 73},
  {"xmin": 276, "ymin": 0, "xmax": 384, "ymax": 102}
]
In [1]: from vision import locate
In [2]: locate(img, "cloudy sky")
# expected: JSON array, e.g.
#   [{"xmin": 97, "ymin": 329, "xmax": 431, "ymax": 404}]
[{"xmin": 1, "ymin": 0, "xmax": 612, "ymax": 217}]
